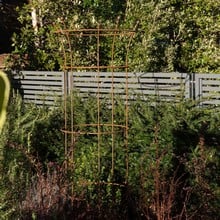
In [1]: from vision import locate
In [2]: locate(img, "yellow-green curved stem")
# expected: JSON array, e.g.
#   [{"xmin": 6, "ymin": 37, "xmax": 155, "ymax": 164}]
[{"xmin": 0, "ymin": 71, "xmax": 10, "ymax": 132}]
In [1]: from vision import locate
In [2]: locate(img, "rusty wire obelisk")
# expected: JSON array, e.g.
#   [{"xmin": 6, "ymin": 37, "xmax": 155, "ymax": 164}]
[{"xmin": 55, "ymin": 25, "xmax": 134, "ymax": 185}]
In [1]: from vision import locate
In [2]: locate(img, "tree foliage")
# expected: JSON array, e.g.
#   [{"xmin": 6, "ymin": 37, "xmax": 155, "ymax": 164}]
[
  {"xmin": 9, "ymin": 0, "xmax": 127, "ymax": 70},
  {"xmin": 8, "ymin": 0, "xmax": 219, "ymax": 73},
  {"xmin": 125, "ymin": 0, "xmax": 220, "ymax": 73},
  {"xmin": 0, "ymin": 0, "xmax": 27, "ymax": 53}
]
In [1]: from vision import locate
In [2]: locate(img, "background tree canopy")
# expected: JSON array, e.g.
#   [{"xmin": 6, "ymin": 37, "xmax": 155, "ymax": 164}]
[
  {"xmin": 8, "ymin": 0, "xmax": 220, "ymax": 73},
  {"xmin": 0, "ymin": 0, "xmax": 27, "ymax": 53}
]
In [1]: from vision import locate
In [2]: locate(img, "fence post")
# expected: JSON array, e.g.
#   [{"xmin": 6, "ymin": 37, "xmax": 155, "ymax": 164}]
[{"xmin": 190, "ymin": 73, "xmax": 196, "ymax": 100}]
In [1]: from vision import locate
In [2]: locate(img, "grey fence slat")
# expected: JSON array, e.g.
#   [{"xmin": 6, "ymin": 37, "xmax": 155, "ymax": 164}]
[
  {"xmin": 72, "ymin": 77, "xmax": 137, "ymax": 83},
  {"xmin": 15, "ymin": 74, "xmax": 62, "ymax": 81},
  {"xmin": 73, "ymin": 83, "xmax": 184, "ymax": 93},
  {"xmin": 23, "ymin": 94, "xmax": 61, "ymax": 100},
  {"xmin": 22, "ymin": 90, "xmax": 63, "ymax": 96},
  {"xmin": 201, "ymin": 94, "xmax": 220, "ymax": 99},
  {"xmin": 74, "ymin": 87, "xmax": 183, "ymax": 95},
  {"xmin": 72, "ymin": 72, "xmax": 127, "ymax": 76},
  {"xmin": 74, "ymin": 87, "xmax": 126, "ymax": 94},
  {"xmin": 19, "ymin": 84, "xmax": 63, "ymax": 89},
  {"xmin": 18, "ymin": 80, "xmax": 63, "ymax": 86},
  {"xmin": 201, "ymin": 79, "xmax": 220, "ymax": 84},
  {"xmin": 24, "ymin": 99, "xmax": 59, "ymax": 106},
  {"xmin": 20, "ymin": 71, "xmax": 63, "ymax": 76},
  {"xmin": 138, "ymin": 78, "xmax": 187, "ymax": 83},
  {"xmin": 72, "ymin": 77, "xmax": 186, "ymax": 85},
  {"xmin": 202, "ymin": 87, "xmax": 220, "ymax": 92},
  {"xmin": 73, "ymin": 81, "xmax": 127, "ymax": 87},
  {"xmin": 18, "ymin": 85, "xmax": 63, "ymax": 92}
]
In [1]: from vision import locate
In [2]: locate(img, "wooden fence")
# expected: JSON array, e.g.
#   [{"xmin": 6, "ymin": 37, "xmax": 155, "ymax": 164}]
[
  {"xmin": 194, "ymin": 73, "xmax": 220, "ymax": 106},
  {"xmin": 12, "ymin": 71, "xmax": 64, "ymax": 106},
  {"xmin": 11, "ymin": 71, "xmax": 220, "ymax": 106}
]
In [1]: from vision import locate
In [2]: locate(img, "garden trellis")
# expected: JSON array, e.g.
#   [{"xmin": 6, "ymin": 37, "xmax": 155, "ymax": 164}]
[{"xmin": 53, "ymin": 25, "xmax": 135, "ymax": 190}]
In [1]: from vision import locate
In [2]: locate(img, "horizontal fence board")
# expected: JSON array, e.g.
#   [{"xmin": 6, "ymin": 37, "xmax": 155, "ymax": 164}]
[
  {"xmin": 74, "ymin": 87, "xmax": 126, "ymax": 94},
  {"xmin": 72, "ymin": 85, "xmax": 185, "ymax": 92},
  {"xmin": 24, "ymin": 99, "xmax": 59, "ymax": 106},
  {"xmin": 15, "ymin": 75, "xmax": 62, "ymax": 82},
  {"xmin": 201, "ymin": 87, "xmax": 220, "ymax": 92},
  {"xmin": 136, "ymin": 79, "xmax": 187, "ymax": 84},
  {"xmin": 18, "ymin": 71, "xmax": 64, "ymax": 76},
  {"xmin": 17, "ymin": 84, "xmax": 63, "ymax": 91},
  {"xmin": 72, "ymin": 72, "xmax": 127, "ymax": 76},
  {"xmin": 17, "ymin": 80, "xmax": 63, "ymax": 86},
  {"xmin": 201, "ymin": 80, "xmax": 220, "ymax": 85},
  {"xmin": 23, "ymin": 94, "xmax": 61, "ymax": 100},
  {"xmin": 22, "ymin": 90, "xmax": 63, "ymax": 96},
  {"xmin": 199, "ymin": 100, "xmax": 220, "ymax": 105},
  {"xmin": 72, "ymin": 78, "xmax": 137, "ymax": 83}
]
